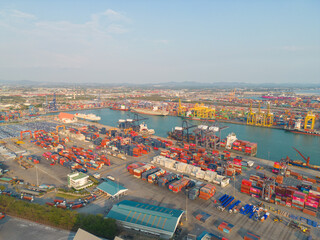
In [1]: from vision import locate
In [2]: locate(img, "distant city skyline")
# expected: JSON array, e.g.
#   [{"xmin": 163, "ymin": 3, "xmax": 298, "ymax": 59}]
[{"xmin": 0, "ymin": 1, "xmax": 319, "ymax": 84}]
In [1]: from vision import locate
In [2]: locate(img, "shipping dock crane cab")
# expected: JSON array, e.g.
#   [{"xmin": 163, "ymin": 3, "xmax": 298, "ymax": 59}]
[{"xmin": 293, "ymin": 147, "xmax": 310, "ymax": 167}]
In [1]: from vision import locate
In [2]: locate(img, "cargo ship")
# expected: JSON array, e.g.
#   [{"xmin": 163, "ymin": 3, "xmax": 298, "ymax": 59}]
[
  {"xmin": 287, "ymin": 147, "xmax": 320, "ymax": 171},
  {"xmin": 131, "ymin": 107, "xmax": 169, "ymax": 116},
  {"xmin": 74, "ymin": 113, "xmax": 101, "ymax": 122},
  {"xmin": 262, "ymin": 93, "xmax": 296, "ymax": 100},
  {"xmin": 284, "ymin": 120, "xmax": 320, "ymax": 136},
  {"xmin": 111, "ymin": 105, "xmax": 130, "ymax": 111},
  {"xmin": 181, "ymin": 116, "xmax": 216, "ymax": 122},
  {"xmin": 220, "ymin": 133, "xmax": 257, "ymax": 156},
  {"xmin": 285, "ymin": 128, "xmax": 320, "ymax": 136}
]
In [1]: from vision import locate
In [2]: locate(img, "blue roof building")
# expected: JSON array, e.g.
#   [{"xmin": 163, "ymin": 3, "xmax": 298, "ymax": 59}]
[
  {"xmin": 97, "ymin": 181, "xmax": 128, "ymax": 198},
  {"xmin": 106, "ymin": 200, "xmax": 184, "ymax": 239}
]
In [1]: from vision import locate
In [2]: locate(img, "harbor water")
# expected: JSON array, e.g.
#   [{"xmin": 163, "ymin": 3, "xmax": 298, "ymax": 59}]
[{"xmin": 64, "ymin": 108, "xmax": 320, "ymax": 166}]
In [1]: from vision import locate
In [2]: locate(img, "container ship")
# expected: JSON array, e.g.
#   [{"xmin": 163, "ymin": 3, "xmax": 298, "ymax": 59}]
[
  {"xmin": 262, "ymin": 93, "xmax": 296, "ymax": 100},
  {"xmin": 287, "ymin": 147, "xmax": 320, "ymax": 171},
  {"xmin": 220, "ymin": 133, "xmax": 257, "ymax": 156},
  {"xmin": 284, "ymin": 120, "xmax": 320, "ymax": 136},
  {"xmin": 131, "ymin": 107, "xmax": 169, "ymax": 116},
  {"xmin": 181, "ymin": 116, "xmax": 215, "ymax": 122},
  {"xmin": 285, "ymin": 128, "xmax": 320, "ymax": 136},
  {"xmin": 111, "ymin": 105, "xmax": 130, "ymax": 111},
  {"xmin": 74, "ymin": 113, "xmax": 101, "ymax": 122}
]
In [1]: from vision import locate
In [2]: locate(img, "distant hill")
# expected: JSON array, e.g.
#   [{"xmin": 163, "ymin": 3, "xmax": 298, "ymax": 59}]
[{"xmin": 0, "ymin": 79, "xmax": 319, "ymax": 89}]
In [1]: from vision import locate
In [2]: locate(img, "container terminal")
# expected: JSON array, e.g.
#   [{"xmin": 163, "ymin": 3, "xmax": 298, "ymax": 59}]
[{"xmin": 1, "ymin": 112, "xmax": 320, "ymax": 240}]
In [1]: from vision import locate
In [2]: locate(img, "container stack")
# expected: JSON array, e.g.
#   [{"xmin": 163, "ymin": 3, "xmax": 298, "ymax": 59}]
[
  {"xmin": 218, "ymin": 221, "xmax": 234, "ymax": 234},
  {"xmin": 243, "ymin": 232, "xmax": 260, "ymax": 240},
  {"xmin": 249, "ymin": 176, "xmax": 263, "ymax": 198},
  {"xmin": 198, "ymin": 184, "xmax": 216, "ymax": 200},
  {"xmin": 292, "ymin": 191, "xmax": 306, "ymax": 211},
  {"xmin": 158, "ymin": 173, "xmax": 177, "ymax": 187},
  {"xmin": 127, "ymin": 162, "xmax": 145, "ymax": 174},
  {"xmin": 168, "ymin": 178, "xmax": 190, "ymax": 193},
  {"xmin": 272, "ymin": 162, "xmax": 280, "ymax": 174},
  {"xmin": 303, "ymin": 192, "xmax": 319, "ymax": 216},
  {"xmin": 133, "ymin": 164, "xmax": 154, "ymax": 178},
  {"xmin": 232, "ymin": 158, "xmax": 242, "ymax": 174},
  {"xmin": 188, "ymin": 186, "xmax": 201, "ymax": 200},
  {"xmin": 241, "ymin": 179, "xmax": 252, "ymax": 194},
  {"xmin": 147, "ymin": 169, "xmax": 166, "ymax": 183},
  {"xmin": 141, "ymin": 167, "xmax": 160, "ymax": 181}
]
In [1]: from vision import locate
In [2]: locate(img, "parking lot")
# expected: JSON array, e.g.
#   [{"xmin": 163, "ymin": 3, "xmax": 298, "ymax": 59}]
[{"xmin": 0, "ymin": 216, "xmax": 75, "ymax": 240}]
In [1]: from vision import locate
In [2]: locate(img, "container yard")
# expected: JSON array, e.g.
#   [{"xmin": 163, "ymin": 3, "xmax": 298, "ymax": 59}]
[{"xmin": 1, "ymin": 112, "xmax": 320, "ymax": 240}]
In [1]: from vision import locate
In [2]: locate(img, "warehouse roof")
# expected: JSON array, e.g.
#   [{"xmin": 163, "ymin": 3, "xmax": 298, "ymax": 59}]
[
  {"xmin": 106, "ymin": 200, "xmax": 184, "ymax": 239},
  {"xmin": 97, "ymin": 181, "xmax": 128, "ymax": 197},
  {"xmin": 58, "ymin": 112, "xmax": 74, "ymax": 120},
  {"xmin": 73, "ymin": 228, "xmax": 101, "ymax": 240}
]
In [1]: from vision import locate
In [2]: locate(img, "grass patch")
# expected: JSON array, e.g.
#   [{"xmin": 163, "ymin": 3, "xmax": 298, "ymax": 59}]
[{"xmin": 55, "ymin": 193, "xmax": 88, "ymax": 200}]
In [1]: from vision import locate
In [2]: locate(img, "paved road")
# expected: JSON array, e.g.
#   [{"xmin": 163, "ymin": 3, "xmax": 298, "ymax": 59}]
[{"xmin": 0, "ymin": 216, "xmax": 75, "ymax": 240}]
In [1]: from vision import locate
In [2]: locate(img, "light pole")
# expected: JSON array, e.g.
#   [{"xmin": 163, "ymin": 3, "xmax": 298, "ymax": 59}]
[{"xmin": 36, "ymin": 165, "xmax": 39, "ymax": 187}]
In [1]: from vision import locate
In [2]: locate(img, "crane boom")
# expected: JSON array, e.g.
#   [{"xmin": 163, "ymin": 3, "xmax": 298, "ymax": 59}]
[{"xmin": 293, "ymin": 147, "xmax": 310, "ymax": 166}]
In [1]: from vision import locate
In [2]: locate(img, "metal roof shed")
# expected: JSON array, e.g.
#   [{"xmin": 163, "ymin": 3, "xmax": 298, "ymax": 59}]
[
  {"xmin": 73, "ymin": 228, "xmax": 101, "ymax": 240},
  {"xmin": 106, "ymin": 200, "xmax": 184, "ymax": 239},
  {"xmin": 97, "ymin": 181, "xmax": 128, "ymax": 198}
]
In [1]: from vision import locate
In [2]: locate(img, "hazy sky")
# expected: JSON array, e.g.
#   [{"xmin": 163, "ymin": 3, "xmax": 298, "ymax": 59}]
[{"xmin": 0, "ymin": 1, "xmax": 319, "ymax": 84}]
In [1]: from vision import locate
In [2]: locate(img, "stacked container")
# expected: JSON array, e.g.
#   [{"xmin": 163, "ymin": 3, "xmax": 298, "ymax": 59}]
[
  {"xmin": 147, "ymin": 169, "xmax": 166, "ymax": 183},
  {"xmin": 218, "ymin": 221, "xmax": 234, "ymax": 234},
  {"xmin": 292, "ymin": 191, "xmax": 306, "ymax": 211},
  {"xmin": 199, "ymin": 184, "xmax": 216, "ymax": 200},
  {"xmin": 168, "ymin": 178, "xmax": 190, "ymax": 193},
  {"xmin": 241, "ymin": 179, "xmax": 252, "ymax": 194}
]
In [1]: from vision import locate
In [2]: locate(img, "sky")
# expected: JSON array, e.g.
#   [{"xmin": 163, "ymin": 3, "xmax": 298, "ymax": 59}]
[{"xmin": 0, "ymin": 1, "xmax": 319, "ymax": 84}]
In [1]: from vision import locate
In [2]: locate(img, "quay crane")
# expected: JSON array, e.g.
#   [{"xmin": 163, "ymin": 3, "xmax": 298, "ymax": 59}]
[
  {"xmin": 247, "ymin": 102, "xmax": 255, "ymax": 125},
  {"xmin": 168, "ymin": 120, "xmax": 197, "ymax": 143},
  {"xmin": 118, "ymin": 113, "xmax": 148, "ymax": 133}
]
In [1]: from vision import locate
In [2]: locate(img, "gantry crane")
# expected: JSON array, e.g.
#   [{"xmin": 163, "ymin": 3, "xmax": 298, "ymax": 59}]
[
  {"xmin": 255, "ymin": 102, "xmax": 264, "ymax": 126},
  {"xmin": 191, "ymin": 103, "xmax": 215, "ymax": 119},
  {"xmin": 247, "ymin": 102, "xmax": 255, "ymax": 125},
  {"xmin": 263, "ymin": 103, "xmax": 273, "ymax": 127},
  {"xmin": 304, "ymin": 111, "xmax": 315, "ymax": 131},
  {"xmin": 177, "ymin": 99, "xmax": 186, "ymax": 116}
]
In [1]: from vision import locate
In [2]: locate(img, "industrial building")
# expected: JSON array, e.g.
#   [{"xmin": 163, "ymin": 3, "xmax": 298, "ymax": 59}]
[
  {"xmin": 67, "ymin": 172, "xmax": 92, "ymax": 190},
  {"xmin": 96, "ymin": 181, "xmax": 128, "ymax": 198},
  {"xmin": 106, "ymin": 200, "xmax": 184, "ymax": 239}
]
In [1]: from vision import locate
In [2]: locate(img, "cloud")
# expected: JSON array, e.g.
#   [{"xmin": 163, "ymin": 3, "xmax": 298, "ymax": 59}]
[
  {"xmin": 0, "ymin": 8, "xmax": 131, "ymax": 38},
  {"xmin": 10, "ymin": 10, "xmax": 36, "ymax": 19},
  {"xmin": 102, "ymin": 9, "xmax": 131, "ymax": 23},
  {"xmin": 0, "ymin": 8, "xmax": 132, "ymax": 71}
]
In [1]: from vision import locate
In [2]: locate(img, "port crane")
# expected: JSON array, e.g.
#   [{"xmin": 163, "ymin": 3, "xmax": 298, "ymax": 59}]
[
  {"xmin": 120, "ymin": 113, "xmax": 148, "ymax": 132},
  {"xmin": 293, "ymin": 147, "xmax": 310, "ymax": 167}
]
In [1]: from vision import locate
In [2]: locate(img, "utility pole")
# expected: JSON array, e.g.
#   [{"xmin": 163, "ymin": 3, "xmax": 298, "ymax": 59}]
[
  {"xmin": 185, "ymin": 193, "xmax": 188, "ymax": 222},
  {"xmin": 36, "ymin": 165, "xmax": 39, "ymax": 187},
  {"xmin": 233, "ymin": 172, "xmax": 236, "ymax": 198}
]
